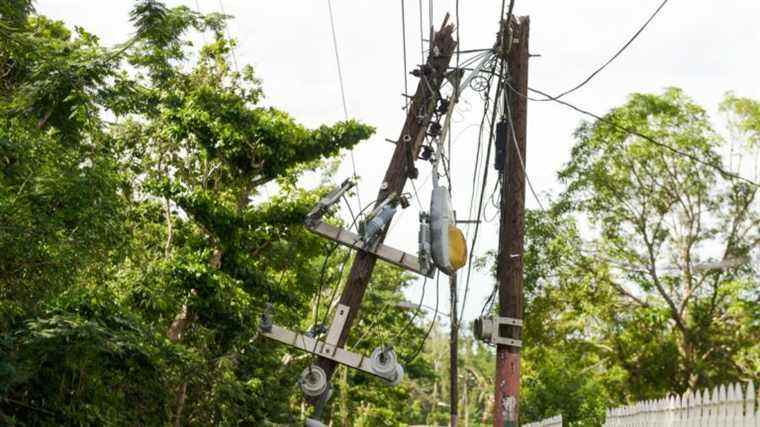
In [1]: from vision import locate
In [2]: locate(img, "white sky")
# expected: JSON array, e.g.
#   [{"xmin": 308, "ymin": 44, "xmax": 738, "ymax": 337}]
[{"xmin": 36, "ymin": 0, "xmax": 760, "ymax": 326}]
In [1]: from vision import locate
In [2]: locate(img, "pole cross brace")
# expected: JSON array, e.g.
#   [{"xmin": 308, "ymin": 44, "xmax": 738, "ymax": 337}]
[
  {"xmin": 473, "ymin": 315, "xmax": 523, "ymax": 348},
  {"xmin": 260, "ymin": 304, "xmax": 399, "ymax": 382}
]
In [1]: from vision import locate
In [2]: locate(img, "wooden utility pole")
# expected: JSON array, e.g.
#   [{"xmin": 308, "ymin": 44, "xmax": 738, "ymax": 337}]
[
  {"xmin": 449, "ymin": 274, "xmax": 458, "ymax": 427},
  {"xmin": 494, "ymin": 15, "xmax": 529, "ymax": 427},
  {"xmin": 309, "ymin": 17, "xmax": 458, "ymax": 406}
]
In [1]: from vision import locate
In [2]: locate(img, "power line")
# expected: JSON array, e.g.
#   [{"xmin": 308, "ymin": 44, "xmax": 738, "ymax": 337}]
[
  {"xmin": 504, "ymin": 88, "xmax": 545, "ymax": 211},
  {"xmin": 401, "ymin": 0, "xmax": 409, "ymax": 108},
  {"xmin": 326, "ymin": 0, "xmax": 349, "ymax": 119},
  {"xmin": 193, "ymin": 0, "xmax": 208, "ymax": 46},
  {"xmin": 428, "ymin": 0, "xmax": 433, "ymax": 34},
  {"xmin": 418, "ymin": 0, "xmax": 424, "ymax": 63},
  {"xmin": 506, "ymin": 82, "xmax": 759, "ymax": 187},
  {"xmin": 455, "ymin": 0, "xmax": 461, "ymax": 73},
  {"xmin": 459, "ymin": 61, "xmax": 504, "ymax": 325},
  {"xmin": 404, "ymin": 270, "xmax": 440, "ymax": 364},
  {"xmin": 391, "ymin": 276, "xmax": 428, "ymax": 344},
  {"xmin": 326, "ymin": 0, "xmax": 363, "ymax": 214},
  {"xmin": 311, "ymin": 199, "xmax": 374, "ymax": 334},
  {"xmin": 217, "ymin": 0, "xmax": 240, "ymax": 72},
  {"xmin": 535, "ymin": 0, "xmax": 669, "ymax": 102}
]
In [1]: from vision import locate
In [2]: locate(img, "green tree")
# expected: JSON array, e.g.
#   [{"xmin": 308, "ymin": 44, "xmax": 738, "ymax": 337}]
[{"xmin": 514, "ymin": 88, "xmax": 758, "ymax": 426}]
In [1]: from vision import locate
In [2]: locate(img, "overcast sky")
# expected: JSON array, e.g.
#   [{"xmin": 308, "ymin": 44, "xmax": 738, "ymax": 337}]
[{"xmin": 36, "ymin": 0, "xmax": 760, "ymax": 326}]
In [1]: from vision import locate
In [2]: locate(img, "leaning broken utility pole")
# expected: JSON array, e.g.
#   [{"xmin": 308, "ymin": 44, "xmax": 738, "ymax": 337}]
[
  {"xmin": 308, "ymin": 16, "xmax": 458, "ymax": 406},
  {"xmin": 494, "ymin": 16, "xmax": 529, "ymax": 427}
]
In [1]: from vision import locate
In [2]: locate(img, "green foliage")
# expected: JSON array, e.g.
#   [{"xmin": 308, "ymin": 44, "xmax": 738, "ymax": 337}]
[
  {"xmin": 512, "ymin": 88, "xmax": 759, "ymax": 425},
  {"xmin": 4, "ymin": 289, "xmax": 182, "ymax": 425},
  {"xmin": 1, "ymin": 1, "xmax": 381, "ymax": 424}
]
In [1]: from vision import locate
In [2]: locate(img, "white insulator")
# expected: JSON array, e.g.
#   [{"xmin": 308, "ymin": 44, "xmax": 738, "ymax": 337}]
[
  {"xmin": 299, "ymin": 365, "xmax": 328, "ymax": 397},
  {"xmin": 369, "ymin": 347, "xmax": 398, "ymax": 377}
]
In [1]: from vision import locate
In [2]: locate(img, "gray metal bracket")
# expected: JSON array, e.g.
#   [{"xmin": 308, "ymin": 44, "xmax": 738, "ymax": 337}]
[{"xmin": 473, "ymin": 315, "xmax": 523, "ymax": 348}]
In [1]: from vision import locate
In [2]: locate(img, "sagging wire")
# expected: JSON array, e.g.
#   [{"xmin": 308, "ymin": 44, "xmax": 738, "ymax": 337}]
[
  {"xmin": 459, "ymin": 59, "xmax": 506, "ymax": 324},
  {"xmin": 310, "ymin": 197, "xmax": 375, "ymax": 338},
  {"xmin": 326, "ymin": 0, "xmax": 364, "ymax": 215},
  {"xmin": 400, "ymin": 0, "xmax": 409, "ymax": 109},
  {"xmin": 404, "ymin": 270, "xmax": 440, "ymax": 364}
]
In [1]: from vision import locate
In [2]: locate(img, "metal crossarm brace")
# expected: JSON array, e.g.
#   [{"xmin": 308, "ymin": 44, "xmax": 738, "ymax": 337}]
[{"xmin": 260, "ymin": 304, "xmax": 396, "ymax": 381}]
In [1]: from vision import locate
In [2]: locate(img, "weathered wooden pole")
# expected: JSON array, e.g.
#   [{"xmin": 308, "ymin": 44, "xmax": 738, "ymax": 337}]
[{"xmin": 494, "ymin": 15, "xmax": 529, "ymax": 427}]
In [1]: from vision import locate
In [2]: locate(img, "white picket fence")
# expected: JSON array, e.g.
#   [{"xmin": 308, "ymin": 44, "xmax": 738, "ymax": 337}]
[
  {"xmin": 604, "ymin": 382, "xmax": 758, "ymax": 427},
  {"xmin": 522, "ymin": 382, "xmax": 757, "ymax": 427},
  {"xmin": 523, "ymin": 414, "xmax": 562, "ymax": 427}
]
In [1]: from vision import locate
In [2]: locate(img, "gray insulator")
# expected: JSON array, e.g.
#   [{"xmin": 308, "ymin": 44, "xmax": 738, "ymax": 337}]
[
  {"xmin": 259, "ymin": 314, "xmax": 273, "ymax": 333},
  {"xmin": 369, "ymin": 347, "xmax": 398, "ymax": 378},
  {"xmin": 300, "ymin": 365, "xmax": 328, "ymax": 397},
  {"xmin": 305, "ymin": 418, "xmax": 328, "ymax": 427},
  {"xmin": 385, "ymin": 363, "xmax": 404, "ymax": 387},
  {"xmin": 418, "ymin": 213, "xmax": 433, "ymax": 275},
  {"xmin": 362, "ymin": 204, "xmax": 397, "ymax": 244}
]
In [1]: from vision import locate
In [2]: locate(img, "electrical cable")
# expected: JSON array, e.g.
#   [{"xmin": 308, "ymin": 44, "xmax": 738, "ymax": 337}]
[
  {"xmin": 401, "ymin": 0, "xmax": 410, "ymax": 108},
  {"xmin": 536, "ymin": 0, "xmax": 670, "ymax": 102},
  {"xmin": 311, "ymin": 198, "xmax": 375, "ymax": 334},
  {"xmin": 418, "ymin": 0, "xmax": 424, "ymax": 63},
  {"xmin": 394, "ymin": 275, "xmax": 427, "ymax": 343},
  {"xmin": 410, "ymin": 177, "xmax": 423, "ymax": 210},
  {"xmin": 217, "ymin": 0, "xmax": 240, "ymax": 72},
  {"xmin": 326, "ymin": 0, "xmax": 363, "ymax": 213},
  {"xmin": 350, "ymin": 275, "xmax": 428, "ymax": 352},
  {"xmin": 317, "ymin": 196, "xmax": 364, "ymax": 328},
  {"xmin": 505, "ymin": 82, "xmax": 759, "ymax": 187},
  {"xmin": 308, "ymin": 196, "xmax": 377, "ymax": 363},
  {"xmin": 465, "ymin": 56, "xmax": 497, "ymax": 231},
  {"xmin": 503, "ymin": 86, "xmax": 546, "ymax": 211},
  {"xmin": 319, "ymin": 243, "xmax": 353, "ymax": 328},
  {"xmin": 193, "ymin": 0, "xmax": 208, "ymax": 47},
  {"xmin": 404, "ymin": 270, "xmax": 440, "ymax": 364},
  {"xmin": 458, "ymin": 57, "xmax": 506, "ymax": 324},
  {"xmin": 429, "ymin": 0, "xmax": 433, "ymax": 31},
  {"xmin": 455, "ymin": 0, "xmax": 461, "ymax": 73}
]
